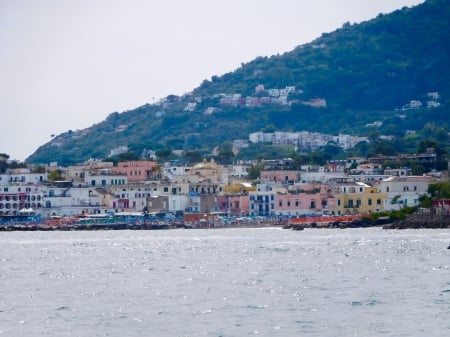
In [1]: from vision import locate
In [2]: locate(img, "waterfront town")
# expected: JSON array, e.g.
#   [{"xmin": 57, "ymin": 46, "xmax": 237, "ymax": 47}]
[{"xmin": 0, "ymin": 146, "xmax": 447, "ymax": 229}]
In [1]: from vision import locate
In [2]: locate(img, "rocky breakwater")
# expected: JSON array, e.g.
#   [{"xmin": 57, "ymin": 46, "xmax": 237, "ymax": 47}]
[
  {"xmin": 0, "ymin": 221, "xmax": 175, "ymax": 231},
  {"xmin": 383, "ymin": 214, "xmax": 450, "ymax": 229},
  {"xmin": 284, "ymin": 217, "xmax": 391, "ymax": 230}
]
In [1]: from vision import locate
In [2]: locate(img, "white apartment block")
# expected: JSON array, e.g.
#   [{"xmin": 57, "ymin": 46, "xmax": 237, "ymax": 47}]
[
  {"xmin": 84, "ymin": 171, "xmax": 127, "ymax": 187},
  {"xmin": 249, "ymin": 132, "xmax": 273, "ymax": 143},
  {"xmin": 378, "ymin": 176, "xmax": 432, "ymax": 211},
  {"xmin": 42, "ymin": 187, "xmax": 105, "ymax": 217},
  {"xmin": 0, "ymin": 170, "xmax": 47, "ymax": 186}
]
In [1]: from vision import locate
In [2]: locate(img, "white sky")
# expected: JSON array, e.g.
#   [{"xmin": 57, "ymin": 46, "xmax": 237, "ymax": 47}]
[{"xmin": 0, "ymin": 0, "xmax": 424, "ymax": 161}]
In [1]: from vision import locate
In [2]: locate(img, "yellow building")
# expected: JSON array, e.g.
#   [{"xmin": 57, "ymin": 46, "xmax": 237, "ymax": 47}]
[
  {"xmin": 330, "ymin": 179, "xmax": 387, "ymax": 215},
  {"xmin": 223, "ymin": 182, "xmax": 255, "ymax": 194}
]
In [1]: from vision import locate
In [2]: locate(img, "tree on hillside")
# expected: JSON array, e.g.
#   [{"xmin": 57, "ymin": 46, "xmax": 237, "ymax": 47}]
[
  {"xmin": 428, "ymin": 182, "xmax": 450, "ymax": 199},
  {"xmin": 216, "ymin": 149, "xmax": 235, "ymax": 165},
  {"xmin": 155, "ymin": 149, "xmax": 172, "ymax": 162},
  {"xmin": 183, "ymin": 151, "xmax": 202, "ymax": 164},
  {"xmin": 417, "ymin": 140, "xmax": 446, "ymax": 157},
  {"xmin": 248, "ymin": 163, "xmax": 264, "ymax": 180},
  {"xmin": 48, "ymin": 170, "xmax": 64, "ymax": 181}
]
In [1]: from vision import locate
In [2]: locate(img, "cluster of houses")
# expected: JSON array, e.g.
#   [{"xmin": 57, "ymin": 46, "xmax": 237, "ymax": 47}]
[
  {"xmin": 180, "ymin": 84, "xmax": 326, "ymax": 115},
  {"xmin": 249, "ymin": 131, "xmax": 368, "ymax": 151},
  {"xmin": 400, "ymin": 92, "xmax": 441, "ymax": 110},
  {"xmin": 0, "ymin": 153, "xmax": 444, "ymax": 221}
]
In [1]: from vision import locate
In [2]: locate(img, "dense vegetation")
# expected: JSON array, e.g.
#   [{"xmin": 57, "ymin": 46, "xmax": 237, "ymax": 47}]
[
  {"xmin": 27, "ymin": 0, "xmax": 450, "ymax": 166},
  {"xmin": 0, "ymin": 153, "xmax": 27, "ymax": 173}
]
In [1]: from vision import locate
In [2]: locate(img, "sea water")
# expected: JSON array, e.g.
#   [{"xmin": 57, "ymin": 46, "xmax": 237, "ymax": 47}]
[{"xmin": 1, "ymin": 228, "xmax": 449, "ymax": 337}]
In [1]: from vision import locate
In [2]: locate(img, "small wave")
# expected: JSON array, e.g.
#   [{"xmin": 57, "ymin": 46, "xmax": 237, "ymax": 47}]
[
  {"xmin": 55, "ymin": 306, "xmax": 70, "ymax": 311},
  {"xmin": 350, "ymin": 299, "xmax": 383, "ymax": 306}
]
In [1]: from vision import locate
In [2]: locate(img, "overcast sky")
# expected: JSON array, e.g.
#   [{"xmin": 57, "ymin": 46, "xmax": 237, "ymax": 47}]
[{"xmin": 0, "ymin": 0, "xmax": 424, "ymax": 161}]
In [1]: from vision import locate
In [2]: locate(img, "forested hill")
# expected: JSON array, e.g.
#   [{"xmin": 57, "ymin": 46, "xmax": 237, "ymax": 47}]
[{"xmin": 27, "ymin": 0, "xmax": 450, "ymax": 166}]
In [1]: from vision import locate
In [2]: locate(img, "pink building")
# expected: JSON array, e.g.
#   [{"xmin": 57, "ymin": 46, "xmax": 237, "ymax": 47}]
[
  {"xmin": 216, "ymin": 195, "xmax": 250, "ymax": 216},
  {"xmin": 260, "ymin": 170, "xmax": 301, "ymax": 184},
  {"xmin": 274, "ymin": 183, "xmax": 332, "ymax": 216},
  {"xmin": 112, "ymin": 161, "xmax": 159, "ymax": 183},
  {"xmin": 432, "ymin": 199, "xmax": 450, "ymax": 215}
]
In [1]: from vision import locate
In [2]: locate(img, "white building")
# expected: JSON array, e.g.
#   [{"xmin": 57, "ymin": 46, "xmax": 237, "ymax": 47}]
[
  {"xmin": 0, "ymin": 184, "xmax": 46, "ymax": 216},
  {"xmin": 110, "ymin": 146, "xmax": 129, "ymax": 157},
  {"xmin": 42, "ymin": 187, "xmax": 105, "ymax": 217},
  {"xmin": 334, "ymin": 134, "xmax": 369, "ymax": 150},
  {"xmin": 249, "ymin": 190, "xmax": 276, "ymax": 216},
  {"xmin": 300, "ymin": 170, "xmax": 346, "ymax": 183},
  {"xmin": 0, "ymin": 169, "xmax": 47, "ymax": 186},
  {"xmin": 249, "ymin": 132, "xmax": 273, "ymax": 143},
  {"xmin": 163, "ymin": 164, "xmax": 192, "ymax": 181},
  {"xmin": 228, "ymin": 164, "xmax": 250, "ymax": 178},
  {"xmin": 84, "ymin": 170, "xmax": 127, "ymax": 187},
  {"xmin": 378, "ymin": 176, "xmax": 432, "ymax": 211}
]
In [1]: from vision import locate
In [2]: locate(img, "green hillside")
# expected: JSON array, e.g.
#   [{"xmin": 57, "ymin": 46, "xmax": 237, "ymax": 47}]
[{"xmin": 27, "ymin": 0, "xmax": 450, "ymax": 166}]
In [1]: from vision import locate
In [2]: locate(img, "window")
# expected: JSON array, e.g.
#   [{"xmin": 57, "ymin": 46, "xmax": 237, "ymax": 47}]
[
  {"xmin": 287, "ymin": 201, "xmax": 291, "ymax": 207},
  {"xmin": 279, "ymin": 201, "xmax": 282, "ymax": 207},
  {"xmin": 368, "ymin": 199, "xmax": 372, "ymax": 206}
]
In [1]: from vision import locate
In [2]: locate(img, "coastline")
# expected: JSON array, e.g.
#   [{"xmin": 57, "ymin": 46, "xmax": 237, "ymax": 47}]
[
  {"xmin": 383, "ymin": 214, "xmax": 450, "ymax": 229},
  {"xmin": 1, "ymin": 214, "xmax": 450, "ymax": 231}
]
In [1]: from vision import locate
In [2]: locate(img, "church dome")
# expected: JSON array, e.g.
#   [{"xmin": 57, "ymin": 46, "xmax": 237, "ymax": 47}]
[{"xmin": 192, "ymin": 158, "xmax": 221, "ymax": 171}]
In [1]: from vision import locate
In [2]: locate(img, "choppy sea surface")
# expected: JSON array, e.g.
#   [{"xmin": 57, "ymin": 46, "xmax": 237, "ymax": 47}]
[{"xmin": 1, "ymin": 228, "xmax": 449, "ymax": 337}]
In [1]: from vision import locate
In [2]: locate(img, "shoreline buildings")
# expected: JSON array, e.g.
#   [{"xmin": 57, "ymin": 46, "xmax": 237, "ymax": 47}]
[{"xmin": 0, "ymin": 152, "xmax": 443, "ymax": 220}]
